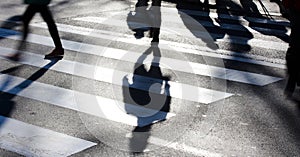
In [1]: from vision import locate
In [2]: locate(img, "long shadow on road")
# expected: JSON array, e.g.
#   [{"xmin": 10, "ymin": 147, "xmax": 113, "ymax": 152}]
[
  {"xmin": 0, "ymin": 60, "xmax": 59, "ymax": 127},
  {"xmin": 163, "ymin": 0, "xmax": 298, "ymax": 155},
  {"xmin": 123, "ymin": 44, "xmax": 171, "ymax": 153}
]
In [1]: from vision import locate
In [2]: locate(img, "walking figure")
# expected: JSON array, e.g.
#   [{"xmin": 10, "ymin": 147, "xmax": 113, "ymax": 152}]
[
  {"xmin": 283, "ymin": 0, "xmax": 300, "ymax": 96},
  {"xmin": 7, "ymin": 0, "xmax": 64, "ymax": 61},
  {"xmin": 134, "ymin": 0, "xmax": 161, "ymax": 43}
]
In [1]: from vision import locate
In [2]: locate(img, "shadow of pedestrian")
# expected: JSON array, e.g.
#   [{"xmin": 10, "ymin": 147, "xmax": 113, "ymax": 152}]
[
  {"xmin": 240, "ymin": 0, "xmax": 263, "ymax": 17},
  {"xmin": 128, "ymin": 124, "xmax": 152, "ymax": 154},
  {"xmin": 175, "ymin": 0, "xmax": 222, "ymax": 50},
  {"xmin": 0, "ymin": 15, "xmax": 22, "ymax": 28},
  {"xmin": 215, "ymin": 0, "xmax": 254, "ymax": 52},
  {"xmin": 0, "ymin": 59, "xmax": 59, "ymax": 127},
  {"xmin": 284, "ymin": 7, "xmax": 300, "ymax": 98},
  {"xmin": 127, "ymin": 0, "xmax": 161, "ymax": 43},
  {"xmin": 122, "ymin": 44, "xmax": 171, "ymax": 153},
  {"xmin": 0, "ymin": 15, "xmax": 22, "ymax": 40},
  {"xmin": 0, "ymin": 66, "xmax": 20, "ymax": 126},
  {"xmin": 128, "ymin": 0, "xmax": 151, "ymax": 39},
  {"xmin": 241, "ymin": 0, "xmax": 290, "ymax": 43}
]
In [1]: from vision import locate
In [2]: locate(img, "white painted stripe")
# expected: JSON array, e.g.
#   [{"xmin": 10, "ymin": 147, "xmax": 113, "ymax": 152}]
[
  {"xmin": 0, "ymin": 46, "xmax": 232, "ymax": 104},
  {"xmin": 74, "ymin": 16, "xmax": 289, "ymax": 51},
  {"xmin": 0, "ymin": 73, "xmax": 175, "ymax": 127},
  {"xmin": 0, "ymin": 115, "xmax": 96, "ymax": 157},
  {"xmin": 126, "ymin": 133, "xmax": 222, "ymax": 157},
  {"xmin": 32, "ymin": 22, "xmax": 287, "ymax": 68},
  {"xmin": 0, "ymin": 28, "xmax": 283, "ymax": 86}
]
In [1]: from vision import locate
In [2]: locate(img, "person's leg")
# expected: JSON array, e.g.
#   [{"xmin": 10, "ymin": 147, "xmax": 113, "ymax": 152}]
[
  {"xmin": 7, "ymin": 5, "xmax": 36, "ymax": 61},
  {"xmin": 136, "ymin": 0, "xmax": 149, "ymax": 7},
  {"xmin": 292, "ymin": 10, "xmax": 300, "ymax": 85},
  {"xmin": 285, "ymin": 73, "xmax": 297, "ymax": 97},
  {"xmin": 39, "ymin": 5, "xmax": 64, "ymax": 59},
  {"xmin": 285, "ymin": 48, "xmax": 297, "ymax": 97},
  {"xmin": 39, "ymin": 6, "xmax": 63, "ymax": 49},
  {"xmin": 22, "ymin": 5, "xmax": 37, "ymax": 41},
  {"xmin": 285, "ymin": 9, "xmax": 300, "ymax": 96},
  {"xmin": 150, "ymin": 0, "xmax": 161, "ymax": 43}
]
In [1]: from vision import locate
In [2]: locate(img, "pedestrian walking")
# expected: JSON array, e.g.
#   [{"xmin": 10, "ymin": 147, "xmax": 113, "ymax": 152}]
[
  {"xmin": 283, "ymin": 0, "xmax": 300, "ymax": 96},
  {"xmin": 135, "ymin": 0, "xmax": 161, "ymax": 43},
  {"xmin": 7, "ymin": 0, "xmax": 64, "ymax": 61}
]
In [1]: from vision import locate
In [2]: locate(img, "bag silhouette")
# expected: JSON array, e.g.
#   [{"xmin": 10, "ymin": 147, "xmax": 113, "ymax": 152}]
[{"xmin": 24, "ymin": 0, "xmax": 51, "ymax": 5}]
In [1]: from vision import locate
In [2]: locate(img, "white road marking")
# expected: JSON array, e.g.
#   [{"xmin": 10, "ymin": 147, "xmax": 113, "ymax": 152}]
[
  {"xmin": 128, "ymin": 1, "xmax": 288, "ymax": 25},
  {"xmin": 0, "ymin": 46, "xmax": 233, "ymax": 104},
  {"xmin": 75, "ymin": 13, "xmax": 290, "ymax": 37},
  {"xmin": 0, "ymin": 28, "xmax": 283, "ymax": 86},
  {"xmin": 0, "ymin": 73, "xmax": 175, "ymax": 127},
  {"xmin": 32, "ymin": 22, "xmax": 287, "ymax": 68},
  {"xmin": 126, "ymin": 133, "xmax": 222, "ymax": 157},
  {"xmin": 0, "ymin": 8, "xmax": 288, "ymax": 156},
  {"xmin": 74, "ymin": 16, "xmax": 289, "ymax": 51},
  {"xmin": 0, "ymin": 115, "xmax": 96, "ymax": 157}
]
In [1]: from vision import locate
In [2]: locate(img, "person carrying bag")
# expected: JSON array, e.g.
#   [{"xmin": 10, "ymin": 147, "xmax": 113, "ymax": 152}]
[{"xmin": 7, "ymin": 0, "xmax": 64, "ymax": 61}]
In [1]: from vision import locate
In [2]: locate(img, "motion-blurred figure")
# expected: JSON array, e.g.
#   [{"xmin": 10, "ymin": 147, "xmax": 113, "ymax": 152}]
[
  {"xmin": 283, "ymin": 0, "xmax": 300, "ymax": 96},
  {"xmin": 131, "ymin": 0, "xmax": 161, "ymax": 43},
  {"xmin": 7, "ymin": 0, "xmax": 64, "ymax": 61}
]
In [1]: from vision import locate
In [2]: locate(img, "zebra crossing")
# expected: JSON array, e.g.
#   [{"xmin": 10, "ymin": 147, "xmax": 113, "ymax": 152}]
[
  {"xmin": 0, "ymin": 5, "xmax": 289, "ymax": 156},
  {"xmin": 0, "ymin": 115, "xmax": 96, "ymax": 157}
]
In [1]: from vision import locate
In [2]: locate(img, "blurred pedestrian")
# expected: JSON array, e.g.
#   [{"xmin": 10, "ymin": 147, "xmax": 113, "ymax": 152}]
[
  {"xmin": 135, "ymin": 0, "xmax": 161, "ymax": 43},
  {"xmin": 283, "ymin": 0, "xmax": 300, "ymax": 96},
  {"xmin": 7, "ymin": 0, "xmax": 64, "ymax": 61}
]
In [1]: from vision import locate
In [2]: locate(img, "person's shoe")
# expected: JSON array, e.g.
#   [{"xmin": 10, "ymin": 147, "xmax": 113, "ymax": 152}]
[
  {"xmin": 5, "ymin": 53, "xmax": 21, "ymax": 62},
  {"xmin": 44, "ymin": 48, "xmax": 64, "ymax": 60}
]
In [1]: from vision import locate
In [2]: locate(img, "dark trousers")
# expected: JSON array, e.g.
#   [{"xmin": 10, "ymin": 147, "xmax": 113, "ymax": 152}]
[
  {"xmin": 289, "ymin": 9, "xmax": 300, "ymax": 52},
  {"xmin": 285, "ymin": 9, "xmax": 300, "ymax": 94},
  {"xmin": 286, "ymin": 9, "xmax": 300, "ymax": 74},
  {"xmin": 18, "ymin": 4, "xmax": 62, "ymax": 51}
]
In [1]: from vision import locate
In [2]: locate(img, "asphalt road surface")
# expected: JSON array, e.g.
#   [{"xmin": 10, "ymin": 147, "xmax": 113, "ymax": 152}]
[{"xmin": 0, "ymin": 0, "xmax": 299, "ymax": 156}]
